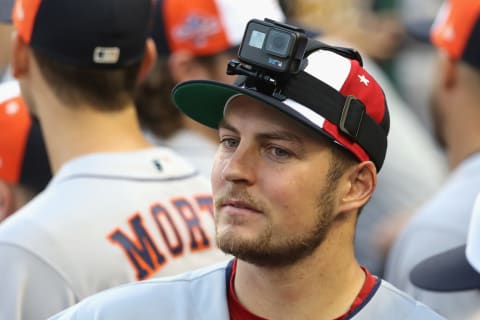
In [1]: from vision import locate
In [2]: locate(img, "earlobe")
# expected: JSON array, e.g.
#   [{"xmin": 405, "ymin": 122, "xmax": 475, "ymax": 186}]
[
  {"xmin": 11, "ymin": 32, "xmax": 30, "ymax": 79},
  {"xmin": 338, "ymin": 162, "xmax": 376, "ymax": 213}
]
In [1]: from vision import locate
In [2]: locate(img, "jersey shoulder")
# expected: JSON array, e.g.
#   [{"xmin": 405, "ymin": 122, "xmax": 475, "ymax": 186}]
[
  {"xmin": 351, "ymin": 279, "xmax": 445, "ymax": 320},
  {"xmin": 49, "ymin": 261, "xmax": 231, "ymax": 320}
]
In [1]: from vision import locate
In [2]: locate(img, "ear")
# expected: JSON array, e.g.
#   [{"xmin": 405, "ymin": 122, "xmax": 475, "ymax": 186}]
[
  {"xmin": 11, "ymin": 32, "xmax": 30, "ymax": 79},
  {"xmin": 338, "ymin": 161, "xmax": 377, "ymax": 213},
  {"xmin": 0, "ymin": 181, "xmax": 14, "ymax": 222},
  {"xmin": 168, "ymin": 50, "xmax": 208, "ymax": 83},
  {"xmin": 136, "ymin": 38, "xmax": 157, "ymax": 83}
]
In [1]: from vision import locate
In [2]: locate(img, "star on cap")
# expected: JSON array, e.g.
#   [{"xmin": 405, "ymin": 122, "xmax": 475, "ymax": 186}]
[{"xmin": 358, "ymin": 74, "xmax": 370, "ymax": 86}]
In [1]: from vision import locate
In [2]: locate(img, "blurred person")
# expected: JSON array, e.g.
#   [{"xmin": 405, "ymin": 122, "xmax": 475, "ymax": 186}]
[
  {"xmin": 0, "ymin": 0, "xmax": 14, "ymax": 82},
  {"xmin": 394, "ymin": 0, "xmax": 443, "ymax": 131},
  {"xmin": 279, "ymin": 0, "xmax": 405, "ymax": 62},
  {"xmin": 0, "ymin": 80, "xmax": 51, "ymax": 221},
  {"xmin": 0, "ymin": 0, "xmax": 229, "ymax": 318},
  {"xmin": 50, "ymin": 20, "xmax": 442, "ymax": 320},
  {"xmin": 409, "ymin": 193, "xmax": 480, "ymax": 320},
  {"xmin": 135, "ymin": 0, "xmax": 285, "ymax": 178},
  {"xmin": 384, "ymin": 1, "xmax": 480, "ymax": 318},
  {"xmin": 279, "ymin": 0, "xmax": 448, "ymax": 276}
]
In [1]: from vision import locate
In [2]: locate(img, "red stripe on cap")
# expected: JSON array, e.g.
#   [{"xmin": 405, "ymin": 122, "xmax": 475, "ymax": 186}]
[
  {"xmin": 323, "ymin": 59, "xmax": 386, "ymax": 164},
  {"xmin": 323, "ymin": 120, "xmax": 370, "ymax": 162},
  {"xmin": 163, "ymin": 0, "xmax": 230, "ymax": 55},
  {"xmin": 0, "ymin": 96, "xmax": 31, "ymax": 183},
  {"xmin": 339, "ymin": 60, "xmax": 386, "ymax": 124},
  {"xmin": 13, "ymin": 0, "xmax": 42, "ymax": 44}
]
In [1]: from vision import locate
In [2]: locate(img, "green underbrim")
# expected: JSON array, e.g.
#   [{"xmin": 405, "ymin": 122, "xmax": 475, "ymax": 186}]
[{"xmin": 172, "ymin": 81, "xmax": 242, "ymax": 129}]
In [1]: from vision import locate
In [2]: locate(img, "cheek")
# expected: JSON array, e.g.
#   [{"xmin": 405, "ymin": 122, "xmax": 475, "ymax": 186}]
[
  {"xmin": 266, "ymin": 179, "xmax": 312, "ymax": 217},
  {"xmin": 210, "ymin": 156, "xmax": 224, "ymax": 191},
  {"xmin": 266, "ymin": 173, "xmax": 328, "ymax": 219}
]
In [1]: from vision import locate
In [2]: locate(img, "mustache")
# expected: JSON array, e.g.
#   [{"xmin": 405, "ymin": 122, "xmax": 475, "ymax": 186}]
[{"xmin": 214, "ymin": 188, "xmax": 265, "ymax": 212}]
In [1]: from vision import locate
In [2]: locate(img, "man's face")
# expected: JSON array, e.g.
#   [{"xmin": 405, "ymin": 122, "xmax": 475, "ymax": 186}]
[{"xmin": 212, "ymin": 95, "xmax": 344, "ymax": 267}]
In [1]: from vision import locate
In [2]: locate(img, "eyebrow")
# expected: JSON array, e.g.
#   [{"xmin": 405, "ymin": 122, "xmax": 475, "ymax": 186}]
[{"xmin": 218, "ymin": 119, "xmax": 303, "ymax": 144}]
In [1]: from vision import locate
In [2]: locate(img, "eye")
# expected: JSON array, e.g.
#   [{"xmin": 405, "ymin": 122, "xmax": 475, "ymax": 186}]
[
  {"xmin": 268, "ymin": 146, "xmax": 292, "ymax": 159},
  {"xmin": 220, "ymin": 137, "xmax": 239, "ymax": 150}
]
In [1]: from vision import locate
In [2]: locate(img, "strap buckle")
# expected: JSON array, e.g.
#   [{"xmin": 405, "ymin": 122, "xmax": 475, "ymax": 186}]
[{"xmin": 339, "ymin": 95, "xmax": 365, "ymax": 141}]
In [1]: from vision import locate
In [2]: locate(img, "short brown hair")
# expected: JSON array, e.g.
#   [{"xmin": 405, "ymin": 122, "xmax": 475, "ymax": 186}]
[
  {"xmin": 32, "ymin": 49, "xmax": 141, "ymax": 111},
  {"xmin": 134, "ymin": 54, "xmax": 223, "ymax": 138}
]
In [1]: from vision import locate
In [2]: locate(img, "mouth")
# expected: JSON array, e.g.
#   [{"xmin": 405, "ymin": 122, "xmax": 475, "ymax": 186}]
[{"xmin": 220, "ymin": 199, "xmax": 263, "ymax": 214}]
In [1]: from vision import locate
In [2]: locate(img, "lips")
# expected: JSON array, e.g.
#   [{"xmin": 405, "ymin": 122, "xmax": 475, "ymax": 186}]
[{"xmin": 222, "ymin": 199, "xmax": 262, "ymax": 213}]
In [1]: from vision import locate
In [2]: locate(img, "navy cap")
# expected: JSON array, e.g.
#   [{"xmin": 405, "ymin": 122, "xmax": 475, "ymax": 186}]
[{"xmin": 12, "ymin": 0, "xmax": 154, "ymax": 68}]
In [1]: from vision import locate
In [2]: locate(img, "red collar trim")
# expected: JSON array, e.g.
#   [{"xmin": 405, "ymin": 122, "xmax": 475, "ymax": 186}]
[{"xmin": 227, "ymin": 259, "xmax": 379, "ymax": 320}]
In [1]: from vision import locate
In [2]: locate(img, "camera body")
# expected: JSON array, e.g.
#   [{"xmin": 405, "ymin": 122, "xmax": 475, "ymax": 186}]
[{"xmin": 237, "ymin": 18, "xmax": 308, "ymax": 77}]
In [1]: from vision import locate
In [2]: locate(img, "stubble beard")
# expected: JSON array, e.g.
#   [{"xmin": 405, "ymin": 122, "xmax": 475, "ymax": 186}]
[{"xmin": 215, "ymin": 183, "xmax": 338, "ymax": 268}]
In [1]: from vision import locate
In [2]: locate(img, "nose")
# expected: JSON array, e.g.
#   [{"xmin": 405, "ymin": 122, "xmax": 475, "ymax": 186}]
[{"xmin": 219, "ymin": 143, "xmax": 257, "ymax": 186}]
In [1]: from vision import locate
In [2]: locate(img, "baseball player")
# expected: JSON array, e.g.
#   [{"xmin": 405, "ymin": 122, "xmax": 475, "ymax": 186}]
[
  {"xmin": 384, "ymin": 1, "xmax": 480, "ymax": 318},
  {"xmin": 0, "ymin": 0, "xmax": 228, "ymax": 319},
  {"xmin": 50, "ymin": 19, "xmax": 443, "ymax": 320},
  {"xmin": 409, "ymin": 192, "xmax": 480, "ymax": 320}
]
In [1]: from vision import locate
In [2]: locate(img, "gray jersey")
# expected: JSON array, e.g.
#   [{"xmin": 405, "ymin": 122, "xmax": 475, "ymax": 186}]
[
  {"xmin": 0, "ymin": 148, "xmax": 228, "ymax": 320},
  {"xmin": 49, "ymin": 261, "xmax": 444, "ymax": 320},
  {"xmin": 385, "ymin": 153, "xmax": 480, "ymax": 319}
]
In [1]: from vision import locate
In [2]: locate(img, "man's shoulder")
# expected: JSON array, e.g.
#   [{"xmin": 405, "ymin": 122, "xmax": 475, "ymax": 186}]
[
  {"xmin": 50, "ymin": 261, "xmax": 232, "ymax": 320},
  {"xmin": 52, "ymin": 148, "xmax": 209, "ymax": 185},
  {"xmin": 352, "ymin": 279, "xmax": 445, "ymax": 319}
]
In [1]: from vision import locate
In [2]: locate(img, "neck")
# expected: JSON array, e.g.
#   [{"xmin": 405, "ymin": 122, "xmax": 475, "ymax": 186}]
[
  {"xmin": 446, "ymin": 121, "xmax": 480, "ymax": 169},
  {"xmin": 444, "ymin": 99, "xmax": 480, "ymax": 170},
  {"xmin": 36, "ymin": 96, "xmax": 151, "ymax": 173},
  {"xmin": 443, "ymin": 67, "xmax": 480, "ymax": 170},
  {"xmin": 233, "ymin": 213, "xmax": 365, "ymax": 320}
]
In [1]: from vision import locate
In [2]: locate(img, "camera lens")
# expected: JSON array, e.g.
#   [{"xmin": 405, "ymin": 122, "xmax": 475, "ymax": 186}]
[{"xmin": 265, "ymin": 30, "xmax": 292, "ymax": 58}]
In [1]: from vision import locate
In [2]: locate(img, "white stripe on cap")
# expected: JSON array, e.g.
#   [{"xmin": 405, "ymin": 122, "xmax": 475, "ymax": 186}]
[
  {"xmin": 303, "ymin": 50, "xmax": 352, "ymax": 91},
  {"xmin": 466, "ymin": 193, "xmax": 480, "ymax": 273},
  {"xmin": 283, "ymin": 98, "xmax": 325, "ymax": 129},
  {"xmin": 280, "ymin": 51, "xmax": 351, "ymax": 133},
  {"xmin": 215, "ymin": 0, "xmax": 286, "ymax": 47}
]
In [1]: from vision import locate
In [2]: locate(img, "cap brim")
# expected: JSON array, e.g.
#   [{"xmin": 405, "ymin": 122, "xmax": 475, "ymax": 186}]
[
  {"xmin": 172, "ymin": 80, "xmax": 334, "ymax": 141},
  {"xmin": 410, "ymin": 245, "xmax": 480, "ymax": 292}
]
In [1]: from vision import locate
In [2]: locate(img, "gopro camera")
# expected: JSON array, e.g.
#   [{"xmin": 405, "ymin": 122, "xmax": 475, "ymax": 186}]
[{"xmin": 237, "ymin": 18, "xmax": 308, "ymax": 76}]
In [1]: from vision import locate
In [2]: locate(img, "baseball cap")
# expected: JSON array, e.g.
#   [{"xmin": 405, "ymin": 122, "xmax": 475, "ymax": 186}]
[
  {"xmin": 151, "ymin": 0, "xmax": 285, "ymax": 56},
  {"xmin": 12, "ymin": 0, "xmax": 154, "ymax": 68},
  {"xmin": 410, "ymin": 193, "xmax": 480, "ymax": 292},
  {"xmin": 429, "ymin": 0, "xmax": 480, "ymax": 69},
  {"xmin": 0, "ymin": 81, "xmax": 51, "ymax": 192},
  {"xmin": 173, "ymin": 42, "xmax": 390, "ymax": 171}
]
